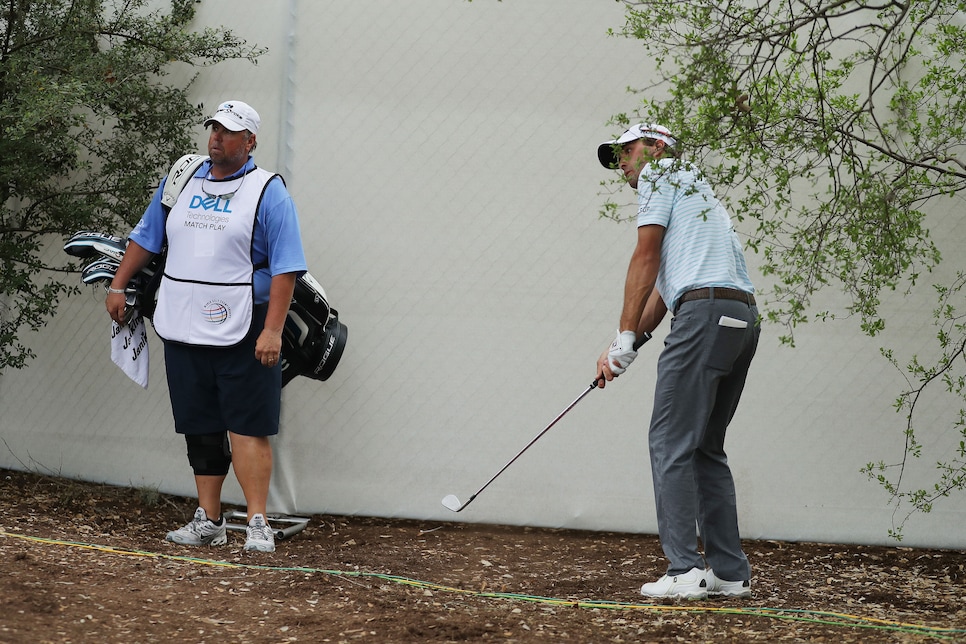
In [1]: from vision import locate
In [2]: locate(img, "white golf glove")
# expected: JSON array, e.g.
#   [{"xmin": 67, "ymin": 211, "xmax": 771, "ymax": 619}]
[{"xmin": 607, "ymin": 330, "xmax": 639, "ymax": 375}]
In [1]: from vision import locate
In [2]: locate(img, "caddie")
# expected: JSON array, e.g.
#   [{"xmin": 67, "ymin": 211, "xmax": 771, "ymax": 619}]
[{"xmin": 106, "ymin": 100, "xmax": 307, "ymax": 553}]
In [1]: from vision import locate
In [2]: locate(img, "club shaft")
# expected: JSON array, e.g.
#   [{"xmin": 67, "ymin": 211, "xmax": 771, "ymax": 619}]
[{"xmin": 461, "ymin": 381, "xmax": 599, "ymax": 508}]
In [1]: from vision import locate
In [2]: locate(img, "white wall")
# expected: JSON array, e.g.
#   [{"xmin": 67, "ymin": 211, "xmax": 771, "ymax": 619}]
[{"xmin": 2, "ymin": 0, "xmax": 964, "ymax": 549}]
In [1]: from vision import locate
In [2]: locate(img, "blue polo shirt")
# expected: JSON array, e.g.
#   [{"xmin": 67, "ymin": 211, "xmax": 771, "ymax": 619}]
[{"xmin": 636, "ymin": 158, "xmax": 755, "ymax": 311}]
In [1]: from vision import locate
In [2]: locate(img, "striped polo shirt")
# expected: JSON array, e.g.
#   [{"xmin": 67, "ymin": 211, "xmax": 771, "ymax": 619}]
[{"xmin": 636, "ymin": 158, "xmax": 755, "ymax": 311}]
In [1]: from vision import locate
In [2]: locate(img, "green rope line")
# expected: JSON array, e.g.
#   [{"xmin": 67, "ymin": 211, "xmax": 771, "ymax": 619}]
[{"xmin": 3, "ymin": 530, "xmax": 962, "ymax": 639}]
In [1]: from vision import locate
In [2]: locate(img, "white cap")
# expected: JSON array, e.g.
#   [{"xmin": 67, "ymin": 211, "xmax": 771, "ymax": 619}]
[
  {"xmin": 597, "ymin": 123, "xmax": 677, "ymax": 168},
  {"xmin": 203, "ymin": 100, "xmax": 260, "ymax": 134}
]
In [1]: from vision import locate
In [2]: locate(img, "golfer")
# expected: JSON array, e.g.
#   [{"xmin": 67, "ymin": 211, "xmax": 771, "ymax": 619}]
[{"xmin": 595, "ymin": 123, "xmax": 759, "ymax": 599}]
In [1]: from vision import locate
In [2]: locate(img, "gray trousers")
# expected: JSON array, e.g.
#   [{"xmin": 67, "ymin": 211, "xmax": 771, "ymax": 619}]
[{"xmin": 648, "ymin": 295, "xmax": 759, "ymax": 581}]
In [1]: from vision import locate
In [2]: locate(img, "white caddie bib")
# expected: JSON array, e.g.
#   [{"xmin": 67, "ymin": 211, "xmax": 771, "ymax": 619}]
[{"xmin": 153, "ymin": 167, "xmax": 275, "ymax": 347}]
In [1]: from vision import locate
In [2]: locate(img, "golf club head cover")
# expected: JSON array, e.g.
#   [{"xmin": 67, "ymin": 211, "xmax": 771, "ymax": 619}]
[
  {"xmin": 64, "ymin": 231, "xmax": 128, "ymax": 260},
  {"xmin": 80, "ymin": 257, "xmax": 121, "ymax": 285},
  {"xmin": 607, "ymin": 330, "xmax": 638, "ymax": 375}
]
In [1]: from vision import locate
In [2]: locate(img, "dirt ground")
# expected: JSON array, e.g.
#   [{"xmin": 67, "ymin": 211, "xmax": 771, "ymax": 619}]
[{"xmin": 0, "ymin": 468, "xmax": 964, "ymax": 643}]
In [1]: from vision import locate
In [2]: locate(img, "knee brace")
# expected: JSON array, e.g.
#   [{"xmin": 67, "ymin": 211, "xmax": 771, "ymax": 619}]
[{"xmin": 185, "ymin": 432, "xmax": 232, "ymax": 476}]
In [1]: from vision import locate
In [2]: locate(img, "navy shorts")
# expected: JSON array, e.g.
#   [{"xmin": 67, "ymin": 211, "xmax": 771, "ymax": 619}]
[{"xmin": 163, "ymin": 304, "xmax": 282, "ymax": 437}]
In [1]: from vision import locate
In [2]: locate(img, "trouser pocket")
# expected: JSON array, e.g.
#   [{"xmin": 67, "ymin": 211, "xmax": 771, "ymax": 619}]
[{"xmin": 705, "ymin": 319, "xmax": 748, "ymax": 372}]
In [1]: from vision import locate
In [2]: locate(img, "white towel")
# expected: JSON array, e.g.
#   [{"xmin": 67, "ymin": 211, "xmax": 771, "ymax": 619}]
[{"xmin": 111, "ymin": 313, "xmax": 149, "ymax": 389}]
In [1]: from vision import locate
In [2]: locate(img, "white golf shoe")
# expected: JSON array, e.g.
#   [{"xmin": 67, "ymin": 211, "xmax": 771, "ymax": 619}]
[
  {"xmin": 707, "ymin": 570, "xmax": 752, "ymax": 598},
  {"xmin": 640, "ymin": 566, "xmax": 708, "ymax": 600}
]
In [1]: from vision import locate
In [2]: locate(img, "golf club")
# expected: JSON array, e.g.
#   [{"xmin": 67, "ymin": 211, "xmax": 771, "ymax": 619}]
[
  {"xmin": 441, "ymin": 332, "xmax": 651, "ymax": 513},
  {"xmin": 441, "ymin": 380, "xmax": 598, "ymax": 512}
]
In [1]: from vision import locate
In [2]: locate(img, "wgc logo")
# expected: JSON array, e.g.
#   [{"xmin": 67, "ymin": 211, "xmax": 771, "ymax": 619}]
[{"xmin": 202, "ymin": 300, "xmax": 231, "ymax": 325}]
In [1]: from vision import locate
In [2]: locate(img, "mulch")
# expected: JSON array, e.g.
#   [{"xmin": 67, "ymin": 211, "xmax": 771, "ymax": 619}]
[{"xmin": 1, "ymin": 468, "xmax": 964, "ymax": 642}]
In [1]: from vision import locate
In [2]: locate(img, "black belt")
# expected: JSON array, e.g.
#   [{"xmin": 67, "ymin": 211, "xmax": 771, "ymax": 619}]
[{"xmin": 676, "ymin": 287, "xmax": 755, "ymax": 313}]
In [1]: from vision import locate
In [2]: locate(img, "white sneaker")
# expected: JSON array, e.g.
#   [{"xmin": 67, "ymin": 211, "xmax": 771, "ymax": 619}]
[
  {"xmin": 244, "ymin": 513, "xmax": 276, "ymax": 552},
  {"xmin": 165, "ymin": 507, "xmax": 227, "ymax": 546},
  {"xmin": 707, "ymin": 570, "xmax": 752, "ymax": 598},
  {"xmin": 640, "ymin": 567, "xmax": 708, "ymax": 600}
]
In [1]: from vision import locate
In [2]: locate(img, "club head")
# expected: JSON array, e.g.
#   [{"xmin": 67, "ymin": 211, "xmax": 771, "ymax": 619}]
[{"xmin": 441, "ymin": 494, "xmax": 464, "ymax": 512}]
